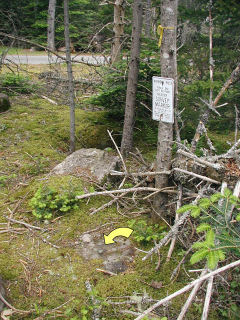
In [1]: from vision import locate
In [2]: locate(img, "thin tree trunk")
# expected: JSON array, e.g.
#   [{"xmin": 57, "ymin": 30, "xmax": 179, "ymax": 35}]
[
  {"xmin": 209, "ymin": 0, "xmax": 213, "ymax": 106},
  {"xmin": 153, "ymin": 0, "xmax": 178, "ymax": 218},
  {"xmin": 120, "ymin": 0, "xmax": 143, "ymax": 156},
  {"xmin": 191, "ymin": 0, "xmax": 213, "ymax": 152},
  {"xmin": 111, "ymin": 0, "xmax": 125, "ymax": 63},
  {"xmin": 47, "ymin": 0, "xmax": 56, "ymax": 51},
  {"xmin": 64, "ymin": 0, "xmax": 75, "ymax": 153},
  {"xmin": 144, "ymin": 0, "xmax": 151, "ymax": 37}
]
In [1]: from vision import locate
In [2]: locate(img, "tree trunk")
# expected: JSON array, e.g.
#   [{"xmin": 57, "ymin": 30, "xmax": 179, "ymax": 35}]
[
  {"xmin": 144, "ymin": 0, "xmax": 151, "ymax": 37},
  {"xmin": 191, "ymin": 0, "xmax": 213, "ymax": 152},
  {"xmin": 47, "ymin": 0, "xmax": 56, "ymax": 51},
  {"xmin": 64, "ymin": 0, "xmax": 75, "ymax": 153},
  {"xmin": 120, "ymin": 0, "xmax": 143, "ymax": 156},
  {"xmin": 111, "ymin": 0, "xmax": 125, "ymax": 64},
  {"xmin": 153, "ymin": 0, "xmax": 178, "ymax": 218}
]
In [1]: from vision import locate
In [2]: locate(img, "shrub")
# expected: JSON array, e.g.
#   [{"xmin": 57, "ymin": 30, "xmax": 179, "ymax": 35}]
[
  {"xmin": 0, "ymin": 73, "xmax": 37, "ymax": 94},
  {"xmin": 29, "ymin": 186, "xmax": 80, "ymax": 220},
  {"xmin": 128, "ymin": 219, "xmax": 167, "ymax": 245},
  {"xmin": 177, "ymin": 188, "xmax": 240, "ymax": 270}
]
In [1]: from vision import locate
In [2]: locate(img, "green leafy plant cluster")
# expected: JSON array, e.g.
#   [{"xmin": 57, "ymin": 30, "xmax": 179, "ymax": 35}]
[
  {"xmin": 29, "ymin": 186, "xmax": 80, "ymax": 220},
  {"xmin": 0, "ymin": 73, "xmax": 37, "ymax": 94},
  {"xmin": 177, "ymin": 188, "xmax": 240, "ymax": 270},
  {"xmin": 128, "ymin": 219, "xmax": 167, "ymax": 244}
]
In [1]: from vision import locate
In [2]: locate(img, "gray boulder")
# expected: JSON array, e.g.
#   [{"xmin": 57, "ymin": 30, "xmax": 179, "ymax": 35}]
[
  {"xmin": 52, "ymin": 148, "xmax": 119, "ymax": 182},
  {"xmin": 0, "ymin": 94, "xmax": 10, "ymax": 112}
]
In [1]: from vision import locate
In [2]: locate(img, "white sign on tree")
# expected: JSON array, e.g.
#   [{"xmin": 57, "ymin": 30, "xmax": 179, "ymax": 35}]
[{"xmin": 152, "ymin": 76, "xmax": 174, "ymax": 123}]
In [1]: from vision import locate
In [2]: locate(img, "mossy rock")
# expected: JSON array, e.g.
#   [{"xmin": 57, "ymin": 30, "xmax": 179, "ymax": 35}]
[{"xmin": 0, "ymin": 93, "xmax": 10, "ymax": 112}]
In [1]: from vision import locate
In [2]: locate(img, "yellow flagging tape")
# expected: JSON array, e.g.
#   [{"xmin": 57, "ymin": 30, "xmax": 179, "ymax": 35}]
[{"xmin": 157, "ymin": 24, "xmax": 174, "ymax": 48}]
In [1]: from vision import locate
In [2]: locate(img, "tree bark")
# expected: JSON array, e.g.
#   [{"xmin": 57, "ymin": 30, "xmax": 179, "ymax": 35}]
[
  {"xmin": 191, "ymin": 0, "xmax": 213, "ymax": 152},
  {"xmin": 153, "ymin": 0, "xmax": 178, "ymax": 218},
  {"xmin": 111, "ymin": 0, "xmax": 125, "ymax": 63},
  {"xmin": 47, "ymin": 0, "xmax": 56, "ymax": 51},
  {"xmin": 144, "ymin": 0, "xmax": 151, "ymax": 37},
  {"xmin": 64, "ymin": 0, "xmax": 75, "ymax": 153},
  {"xmin": 120, "ymin": 0, "xmax": 143, "ymax": 156}
]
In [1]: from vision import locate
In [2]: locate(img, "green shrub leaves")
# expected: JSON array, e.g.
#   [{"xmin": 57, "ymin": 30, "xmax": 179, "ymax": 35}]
[
  {"xmin": 30, "ymin": 186, "xmax": 79, "ymax": 220},
  {"xmin": 178, "ymin": 189, "xmax": 240, "ymax": 270}
]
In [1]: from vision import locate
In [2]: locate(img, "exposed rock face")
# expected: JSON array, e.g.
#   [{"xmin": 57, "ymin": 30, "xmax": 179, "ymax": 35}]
[
  {"xmin": 0, "ymin": 94, "xmax": 10, "ymax": 112},
  {"xmin": 52, "ymin": 148, "xmax": 119, "ymax": 182},
  {"xmin": 79, "ymin": 236, "xmax": 135, "ymax": 274}
]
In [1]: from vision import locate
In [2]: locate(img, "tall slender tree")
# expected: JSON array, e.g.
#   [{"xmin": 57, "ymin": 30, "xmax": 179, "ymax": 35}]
[
  {"xmin": 64, "ymin": 0, "xmax": 76, "ymax": 153},
  {"xmin": 144, "ymin": 0, "xmax": 151, "ymax": 37},
  {"xmin": 111, "ymin": 0, "xmax": 125, "ymax": 63},
  {"xmin": 120, "ymin": 0, "xmax": 143, "ymax": 156},
  {"xmin": 47, "ymin": 0, "xmax": 56, "ymax": 50},
  {"xmin": 154, "ymin": 0, "xmax": 178, "ymax": 218}
]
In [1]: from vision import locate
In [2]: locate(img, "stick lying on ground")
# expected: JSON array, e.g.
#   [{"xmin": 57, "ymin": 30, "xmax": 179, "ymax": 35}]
[
  {"xmin": 76, "ymin": 186, "xmax": 176, "ymax": 200},
  {"xmin": 177, "ymin": 149, "xmax": 222, "ymax": 170},
  {"xmin": 173, "ymin": 168, "xmax": 221, "ymax": 185},
  {"xmin": 110, "ymin": 170, "xmax": 171, "ymax": 177},
  {"xmin": 177, "ymin": 269, "xmax": 208, "ymax": 320},
  {"xmin": 5, "ymin": 217, "xmax": 46, "ymax": 231}
]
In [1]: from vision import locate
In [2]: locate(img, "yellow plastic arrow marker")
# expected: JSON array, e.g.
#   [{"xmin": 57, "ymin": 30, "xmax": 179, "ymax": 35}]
[{"xmin": 104, "ymin": 228, "xmax": 133, "ymax": 245}]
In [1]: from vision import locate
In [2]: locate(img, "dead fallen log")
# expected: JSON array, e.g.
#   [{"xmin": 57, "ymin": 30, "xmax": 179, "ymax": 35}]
[
  {"xmin": 177, "ymin": 150, "xmax": 222, "ymax": 170},
  {"xmin": 173, "ymin": 168, "xmax": 221, "ymax": 185}
]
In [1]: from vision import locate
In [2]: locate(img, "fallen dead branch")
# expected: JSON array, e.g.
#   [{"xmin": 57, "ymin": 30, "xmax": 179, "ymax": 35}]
[
  {"xmin": 5, "ymin": 217, "xmax": 46, "ymax": 231},
  {"xmin": 0, "ymin": 290, "xmax": 34, "ymax": 315},
  {"xmin": 177, "ymin": 149, "xmax": 222, "ymax": 170},
  {"xmin": 177, "ymin": 269, "xmax": 207, "ymax": 320},
  {"xmin": 7, "ymin": 191, "xmax": 30, "ymax": 229},
  {"xmin": 134, "ymin": 259, "xmax": 240, "ymax": 320},
  {"xmin": 33, "ymin": 298, "xmax": 74, "ymax": 320},
  {"xmin": 110, "ymin": 170, "xmax": 171, "ymax": 177},
  {"xmin": 0, "ymin": 228, "xmax": 25, "ymax": 234},
  {"xmin": 40, "ymin": 95, "xmax": 58, "ymax": 105},
  {"xmin": 107, "ymin": 129, "xmax": 127, "ymax": 173},
  {"xmin": 213, "ymin": 61, "xmax": 240, "ymax": 107},
  {"xmin": 201, "ymin": 275, "xmax": 214, "ymax": 320},
  {"xmin": 89, "ymin": 176, "xmax": 150, "ymax": 215},
  {"xmin": 76, "ymin": 186, "xmax": 177, "ymax": 201},
  {"xmin": 96, "ymin": 268, "xmax": 117, "ymax": 276},
  {"xmin": 173, "ymin": 168, "xmax": 221, "ymax": 184},
  {"xmin": 166, "ymin": 184, "xmax": 182, "ymax": 262}
]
